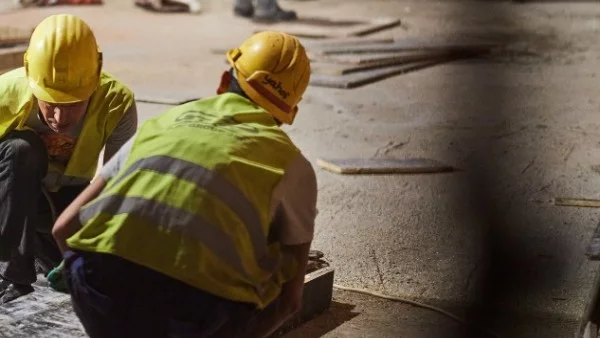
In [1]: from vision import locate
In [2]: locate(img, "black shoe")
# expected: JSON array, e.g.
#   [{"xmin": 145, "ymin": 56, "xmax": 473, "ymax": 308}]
[
  {"xmin": 253, "ymin": 6, "xmax": 297, "ymax": 23},
  {"xmin": 0, "ymin": 279, "xmax": 11, "ymax": 293},
  {"xmin": 234, "ymin": 5, "xmax": 254, "ymax": 18},
  {"xmin": 0, "ymin": 282, "xmax": 33, "ymax": 304}
]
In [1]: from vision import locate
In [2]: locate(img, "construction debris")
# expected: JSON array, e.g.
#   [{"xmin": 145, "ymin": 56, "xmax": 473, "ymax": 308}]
[
  {"xmin": 214, "ymin": 15, "xmax": 497, "ymax": 88},
  {"xmin": 317, "ymin": 158, "xmax": 455, "ymax": 175},
  {"xmin": 307, "ymin": 39, "xmax": 498, "ymax": 88},
  {"xmin": 310, "ymin": 58, "xmax": 448, "ymax": 89}
]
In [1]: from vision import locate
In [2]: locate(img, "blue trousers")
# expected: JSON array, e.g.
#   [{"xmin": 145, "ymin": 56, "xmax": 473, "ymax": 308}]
[{"xmin": 63, "ymin": 250, "xmax": 261, "ymax": 338}]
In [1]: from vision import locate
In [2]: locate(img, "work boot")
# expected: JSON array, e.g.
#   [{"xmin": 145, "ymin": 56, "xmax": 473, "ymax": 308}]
[
  {"xmin": 253, "ymin": 4, "xmax": 297, "ymax": 23},
  {"xmin": 234, "ymin": 4, "xmax": 254, "ymax": 18},
  {"xmin": 0, "ymin": 279, "xmax": 33, "ymax": 304}
]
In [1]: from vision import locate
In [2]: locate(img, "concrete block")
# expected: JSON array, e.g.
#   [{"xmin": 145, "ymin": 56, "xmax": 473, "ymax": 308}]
[{"xmin": 272, "ymin": 266, "xmax": 335, "ymax": 336}]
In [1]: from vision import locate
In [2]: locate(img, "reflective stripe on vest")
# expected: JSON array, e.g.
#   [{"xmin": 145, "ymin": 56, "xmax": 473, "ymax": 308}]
[
  {"xmin": 80, "ymin": 195, "xmax": 254, "ymax": 280},
  {"xmin": 80, "ymin": 154, "xmax": 279, "ymax": 274}
]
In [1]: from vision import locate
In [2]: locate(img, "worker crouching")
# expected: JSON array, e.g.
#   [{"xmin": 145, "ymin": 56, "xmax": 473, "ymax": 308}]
[
  {"xmin": 0, "ymin": 14, "xmax": 137, "ymax": 304},
  {"xmin": 52, "ymin": 31, "xmax": 317, "ymax": 338}
]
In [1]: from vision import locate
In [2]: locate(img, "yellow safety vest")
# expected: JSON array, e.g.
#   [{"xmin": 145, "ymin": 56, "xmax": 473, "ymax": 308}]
[
  {"xmin": 67, "ymin": 93, "xmax": 301, "ymax": 308},
  {"xmin": 0, "ymin": 67, "xmax": 134, "ymax": 188}
]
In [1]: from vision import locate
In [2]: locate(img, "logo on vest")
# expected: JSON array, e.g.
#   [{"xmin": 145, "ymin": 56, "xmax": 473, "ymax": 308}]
[
  {"xmin": 170, "ymin": 110, "xmax": 260, "ymax": 138},
  {"xmin": 262, "ymin": 76, "xmax": 289, "ymax": 100}
]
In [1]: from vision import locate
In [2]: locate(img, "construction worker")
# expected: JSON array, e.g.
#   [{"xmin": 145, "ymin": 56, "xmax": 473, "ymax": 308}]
[
  {"xmin": 234, "ymin": 0, "xmax": 298, "ymax": 22},
  {"xmin": 52, "ymin": 31, "xmax": 316, "ymax": 338},
  {"xmin": 0, "ymin": 14, "xmax": 137, "ymax": 304}
]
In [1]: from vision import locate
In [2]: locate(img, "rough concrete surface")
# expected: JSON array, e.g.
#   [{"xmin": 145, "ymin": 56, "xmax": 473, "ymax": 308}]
[{"xmin": 1, "ymin": 0, "xmax": 600, "ymax": 337}]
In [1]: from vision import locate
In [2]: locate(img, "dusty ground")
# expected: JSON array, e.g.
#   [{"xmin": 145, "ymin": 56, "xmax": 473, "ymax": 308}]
[{"xmin": 1, "ymin": 0, "xmax": 600, "ymax": 337}]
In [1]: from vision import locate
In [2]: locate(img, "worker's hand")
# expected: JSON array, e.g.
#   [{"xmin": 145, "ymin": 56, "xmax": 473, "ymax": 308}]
[
  {"xmin": 47, "ymin": 261, "xmax": 69, "ymax": 293},
  {"xmin": 247, "ymin": 279, "xmax": 305, "ymax": 338},
  {"xmin": 277, "ymin": 276, "xmax": 304, "ymax": 318}
]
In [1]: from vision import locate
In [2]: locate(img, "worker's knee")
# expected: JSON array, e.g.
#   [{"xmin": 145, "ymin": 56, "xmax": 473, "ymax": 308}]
[{"xmin": 0, "ymin": 130, "xmax": 48, "ymax": 178}]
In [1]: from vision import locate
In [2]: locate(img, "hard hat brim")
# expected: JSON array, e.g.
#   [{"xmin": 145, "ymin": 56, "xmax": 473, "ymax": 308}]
[{"xmin": 29, "ymin": 78, "xmax": 96, "ymax": 104}]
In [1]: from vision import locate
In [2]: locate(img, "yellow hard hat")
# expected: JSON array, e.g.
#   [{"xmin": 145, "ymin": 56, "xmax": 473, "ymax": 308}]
[
  {"xmin": 25, "ymin": 14, "xmax": 102, "ymax": 104},
  {"xmin": 226, "ymin": 31, "xmax": 311, "ymax": 125}
]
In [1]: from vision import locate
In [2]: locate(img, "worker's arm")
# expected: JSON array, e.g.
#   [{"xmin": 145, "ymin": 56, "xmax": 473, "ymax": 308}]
[
  {"xmin": 103, "ymin": 103, "xmax": 138, "ymax": 164},
  {"xmin": 248, "ymin": 154, "xmax": 318, "ymax": 338},
  {"xmin": 52, "ymin": 176, "xmax": 107, "ymax": 253},
  {"xmin": 248, "ymin": 242, "xmax": 311, "ymax": 338},
  {"xmin": 53, "ymin": 133, "xmax": 134, "ymax": 253}
]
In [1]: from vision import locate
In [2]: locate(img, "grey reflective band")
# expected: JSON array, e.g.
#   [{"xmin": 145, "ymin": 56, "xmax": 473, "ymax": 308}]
[
  {"xmin": 79, "ymin": 195, "xmax": 252, "ymax": 279},
  {"xmin": 93, "ymin": 155, "xmax": 279, "ymax": 273}
]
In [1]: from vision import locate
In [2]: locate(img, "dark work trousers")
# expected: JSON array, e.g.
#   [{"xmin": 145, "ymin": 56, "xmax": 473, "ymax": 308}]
[
  {"xmin": 0, "ymin": 130, "xmax": 86, "ymax": 285},
  {"xmin": 63, "ymin": 250, "xmax": 264, "ymax": 338}
]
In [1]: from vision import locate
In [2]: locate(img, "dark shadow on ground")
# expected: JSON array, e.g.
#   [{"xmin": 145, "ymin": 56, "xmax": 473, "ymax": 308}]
[{"xmin": 277, "ymin": 301, "xmax": 359, "ymax": 337}]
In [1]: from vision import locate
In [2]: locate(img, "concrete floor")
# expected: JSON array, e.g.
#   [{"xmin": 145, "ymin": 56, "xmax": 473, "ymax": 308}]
[{"xmin": 2, "ymin": 0, "xmax": 600, "ymax": 337}]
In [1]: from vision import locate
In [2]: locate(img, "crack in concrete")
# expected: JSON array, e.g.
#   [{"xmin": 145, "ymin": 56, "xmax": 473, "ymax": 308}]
[
  {"xmin": 371, "ymin": 249, "xmax": 387, "ymax": 292},
  {"xmin": 465, "ymin": 263, "xmax": 479, "ymax": 293}
]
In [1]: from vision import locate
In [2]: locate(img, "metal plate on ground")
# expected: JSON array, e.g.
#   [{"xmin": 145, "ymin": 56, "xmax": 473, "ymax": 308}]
[{"xmin": 317, "ymin": 158, "xmax": 455, "ymax": 175}]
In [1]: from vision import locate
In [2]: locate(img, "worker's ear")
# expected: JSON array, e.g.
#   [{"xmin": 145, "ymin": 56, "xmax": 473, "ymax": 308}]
[{"xmin": 216, "ymin": 70, "xmax": 231, "ymax": 95}]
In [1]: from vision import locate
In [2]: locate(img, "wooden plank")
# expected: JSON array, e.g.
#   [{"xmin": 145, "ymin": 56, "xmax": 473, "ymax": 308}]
[
  {"xmin": 317, "ymin": 158, "xmax": 454, "ymax": 175},
  {"xmin": 554, "ymin": 197, "xmax": 600, "ymax": 208},
  {"xmin": 312, "ymin": 58, "xmax": 426, "ymax": 76},
  {"xmin": 314, "ymin": 39, "xmax": 498, "ymax": 55},
  {"xmin": 0, "ymin": 26, "xmax": 32, "ymax": 47},
  {"xmin": 313, "ymin": 50, "xmax": 453, "ymax": 65},
  {"xmin": 214, "ymin": 37, "xmax": 397, "ymax": 56},
  {"xmin": 253, "ymin": 17, "xmax": 401, "ymax": 39},
  {"xmin": 135, "ymin": 96, "xmax": 200, "ymax": 105},
  {"xmin": 311, "ymin": 51, "xmax": 461, "ymax": 76},
  {"xmin": 309, "ymin": 57, "xmax": 453, "ymax": 89},
  {"xmin": 303, "ymin": 36, "xmax": 395, "ymax": 48},
  {"xmin": 0, "ymin": 45, "xmax": 27, "ymax": 73},
  {"xmin": 344, "ymin": 17, "xmax": 401, "ymax": 37}
]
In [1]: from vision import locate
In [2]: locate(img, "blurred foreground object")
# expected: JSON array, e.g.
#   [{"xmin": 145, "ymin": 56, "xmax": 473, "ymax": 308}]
[
  {"xmin": 134, "ymin": 0, "xmax": 201, "ymax": 13},
  {"xmin": 17, "ymin": 0, "xmax": 102, "ymax": 6}
]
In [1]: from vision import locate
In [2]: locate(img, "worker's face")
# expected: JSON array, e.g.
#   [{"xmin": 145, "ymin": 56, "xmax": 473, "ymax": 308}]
[
  {"xmin": 216, "ymin": 70, "xmax": 232, "ymax": 95},
  {"xmin": 37, "ymin": 99, "xmax": 88, "ymax": 134}
]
